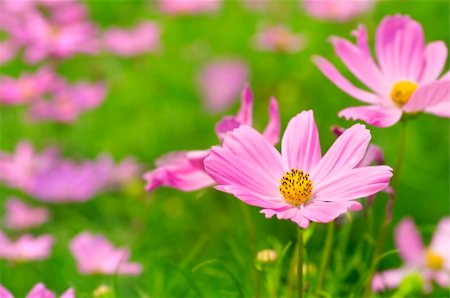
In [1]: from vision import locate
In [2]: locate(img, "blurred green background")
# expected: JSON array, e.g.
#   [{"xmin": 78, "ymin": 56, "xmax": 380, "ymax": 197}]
[{"xmin": 0, "ymin": 0, "xmax": 449, "ymax": 297}]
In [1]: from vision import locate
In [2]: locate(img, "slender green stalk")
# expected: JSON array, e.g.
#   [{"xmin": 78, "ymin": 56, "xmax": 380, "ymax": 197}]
[
  {"xmin": 240, "ymin": 204, "xmax": 259, "ymax": 296},
  {"xmin": 316, "ymin": 222, "xmax": 335, "ymax": 295},
  {"xmin": 297, "ymin": 227, "xmax": 304, "ymax": 298},
  {"xmin": 363, "ymin": 120, "xmax": 408, "ymax": 297}
]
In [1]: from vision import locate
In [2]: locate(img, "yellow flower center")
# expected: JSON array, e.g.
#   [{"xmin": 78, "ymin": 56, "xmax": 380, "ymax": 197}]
[
  {"xmin": 390, "ymin": 81, "xmax": 418, "ymax": 107},
  {"xmin": 426, "ymin": 250, "xmax": 444, "ymax": 270},
  {"xmin": 279, "ymin": 169, "xmax": 313, "ymax": 207}
]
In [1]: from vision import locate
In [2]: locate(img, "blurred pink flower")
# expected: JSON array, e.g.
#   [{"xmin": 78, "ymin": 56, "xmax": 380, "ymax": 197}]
[
  {"xmin": 372, "ymin": 217, "xmax": 450, "ymax": 293},
  {"xmin": 0, "ymin": 231, "xmax": 53, "ymax": 261},
  {"xmin": 204, "ymin": 110, "xmax": 392, "ymax": 228},
  {"xmin": 144, "ymin": 85, "xmax": 280, "ymax": 192},
  {"xmin": 4, "ymin": 198, "xmax": 49, "ymax": 230},
  {"xmin": 70, "ymin": 232, "xmax": 142, "ymax": 275},
  {"xmin": 314, "ymin": 15, "xmax": 450, "ymax": 127},
  {"xmin": 103, "ymin": 21, "xmax": 160, "ymax": 57},
  {"xmin": 0, "ymin": 283, "xmax": 74, "ymax": 298},
  {"xmin": 0, "ymin": 142, "xmax": 140, "ymax": 202},
  {"xmin": 0, "ymin": 67, "xmax": 55, "ymax": 105},
  {"xmin": 29, "ymin": 81, "xmax": 107, "ymax": 123},
  {"xmin": 254, "ymin": 25, "xmax": 305, "ymax": 53},
  {"xmin": 159, "ymin": 0, "xmax": 221, "ymax": 15},
  {"xmin": 0, "ymin": 40, "xmax": 18, "ymax": 65},
  {"xmin": 302, "ymin": 0, "xmax": 375, "ymax": 22},
  {"xmin": 198, "ymin": 60, "xmax": 248, "ymax": 114}
]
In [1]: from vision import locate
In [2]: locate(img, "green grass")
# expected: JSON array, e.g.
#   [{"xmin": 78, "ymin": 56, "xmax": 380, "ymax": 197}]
[{"xmin": 1, "ymin": 1, "xmax": 449, "ymax": 297}]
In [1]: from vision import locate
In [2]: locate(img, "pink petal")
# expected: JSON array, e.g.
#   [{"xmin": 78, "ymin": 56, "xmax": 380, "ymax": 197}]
[
  {"xmin": 313, "ymin": 55, "xmax": 381, "ymax": 104},
  {"xmin": 425, "ymin": 100, "xmax": 450, "ymax": 117},
  {"xmin": 0, "ymin": 284, "xmax": 13, "ymax": 298},
  {"xmin": 60, "ymin": 288, "xmax": 75, "ymax": 298},
  {"xmin": 302, "ymin": 201, "xmax": 362, "ymax": 223},
  {"xmin": 434, "ymin": 271, "xmax": 450, "ymax": 288},
  {"xmin": 311, "ymin": 124, "xmax": 371, "ymax": 184},
  {"xmin": 339, "ymin": 105, "xmax": 402, "ymax": 127},
  {"xmin": 235, "ymin": 85, "xmax": 253, "ymax": 125},
  {"xmin": 204, "ymin": 126, "xmax": 285, "ymax": 209},
  {"xmin": 430, "ymin": 217, "xmax": 450, "ymax": 270},
  {"xmin": 313, "ymin": 166, "xmax": 392, "ymax": 202},
  {"xmin": 262, "ymin": 97, "xmax": 281, "ymax": 145},
  {"xmin": 329, "ymin": 36, "xmax": 389, "ymax": 97},
  {"xmin": 372, "ymin": 268, "xmax": 409, "ymax": 292},
  {"xmin": 26, "ymin": 283, "xmax": 55, "ymax": 298},
  {"xmin": 375, "ymin": 15, "xmax": 425, "ymax": 82},
  {"xmin": 403, "ymin": 80, "xmax": 450, "ymax": 113},
  {"xmin": 419, "ymin": 41, "xmax": 448, "ymax": 84},
  {"xmin": 260, "ymin": 207, "xmax": 310, "ymax": 228},
  {"xmin": 281, "ymin": 110, "xmax": 321, "ymax": 173},
  {"xmin": 358, "ymin": 144, "xmax": 384, "ymax": 167},
  {"xmin": 395, "ymin": 218, "xmax": 425, "ymax": 266}
]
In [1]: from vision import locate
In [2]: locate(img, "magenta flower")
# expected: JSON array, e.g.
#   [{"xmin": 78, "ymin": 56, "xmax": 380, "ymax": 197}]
[
  {"xmin": 103, "ymin": 21, "xmax": 160, "ymax": 57},
  {"xmin": 372, "ymin": 217, "xmax": 450, "ymax": 293},
  {"xmin": 4, "ymin": 197, "xmax": 49, "ymax": 230},
  {"xmin": 0, "ymin": 67, "xmax": 54, "ymax": 105},
  {"xmin": 159, "ymin": 0, "xmax": 221, "ymax": 15},
  {"xmin": 254, "ymin": 25, "xmax": 305, "ymax": 53},
  {"xmin": 70, "ymin": 232, "xmax": 142, "ymax": 275},
  {"xmin": 28, "ymin": 81, "xmax": 107, "ymax": 123},
  {"xmin": 302, "ymin": 0, "xmax": 375, "ymax": 22},
  {"xmin": 314, "ymin": 15, "xmax": 450, "ymax": 127},
  {"xmin": 204, "ymin": 110, "xmax": 392, "ymax": 228},
  {"xmin": 0, "ymin": 231, "xmax": 53, "ymax": 261},
  {"xmin": 198, "ymin": 60, "xmax": 248, "ymax": 114},
  {"xmin": 144, "ymin": 86, "xmax": 280, "ymax": 192},
  {"xmin": 0, "ymin": 283, "xmax": 74, "ymax": 298}
]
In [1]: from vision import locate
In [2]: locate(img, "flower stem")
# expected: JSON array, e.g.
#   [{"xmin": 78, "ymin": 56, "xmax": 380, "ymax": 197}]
[
  {"xmin": 316, "ymin": 221, "xmax": 335, "ymax": 295},
  {"xmin": 363, "ymin": 120, "xmax": 408, "ymax": 297},
  {"xmin": 297, "ymin": 227, "xmax": 304, "ymax": 298}
]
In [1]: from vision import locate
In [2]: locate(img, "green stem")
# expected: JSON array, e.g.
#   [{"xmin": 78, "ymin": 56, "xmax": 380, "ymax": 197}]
[
  {"xmin": 297, "ymin": 227, "xmax": 304, "ymax": 298},
  {"xmin": 240, "ymin": 204, "xmax": 258, "ymax": 296},
  {"xmin": 316, "ymin": 222, "xmax": 335, "ymax": 295},
  {"xmin": 363, "ymin": 120, "xmax": 408, "ymax": 297}
]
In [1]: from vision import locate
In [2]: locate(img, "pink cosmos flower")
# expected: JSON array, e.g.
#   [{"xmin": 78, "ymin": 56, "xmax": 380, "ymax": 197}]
[
  {"xmin": 70, "ymin": 232, "xmax": 142, "ymax": 275},
  {"xmin": 159, "ymin": 0, "xmax": 221, "ymax": 15},
  {"xmin": 198, "ymin": 60, "xmax": 248, "ymax": 114},
  {"xmin": 28, "ymin": 81, "xmax": 107, "ymax": 123},
  {"xmin": 254, "ymin": 25, "xmax": 305, "ymax": 53},
  {"xmin": 0, "ymin": 67, "xmax": 55, "ymax": 105},
  {"xmin": 372, "ymin": 217, "xmax": 450, "ymax": 293},
  {"xmin": 0, "ymin": 231, "xmax": 53, "ymax": 261},
  {"xmin": 4, "ymin": 198, "xmax": 49, "ymax": 230},
  {"xmin": 314, "ymin": 15, "xmax": 450, "ymax": 127},
  {"xmin": 0, "ymin": 283, "xmax": 74, "ymax": 298},
  {"xmin": 144, "ymin": 85, "xmax": 280, "ymax": 192},
  {"xmin": 204, "ymin": 110, "xmax": 392, "ymax": 228},
  {"xmin": 302, "ymin": 0, "xmax": 375, "ymax": 22},
  {"xmin": 103, "ymin": 21, "xmax": 160, "ymax": 57}
]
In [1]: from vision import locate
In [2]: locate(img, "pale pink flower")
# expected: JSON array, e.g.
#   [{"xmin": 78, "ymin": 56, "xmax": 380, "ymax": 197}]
[
  {"xmin": 0, "ymin": 231, "xmax": 53, "ymax": 261},
  {"xmin": 0, "ymin": 40, "xmax": 18, "ymax": 65},
  {"xmin": 0, "ymin": 283, "xmax": 74, "ymax": 298},
  {"xmin": 29, "ymin": 81, "xmax": 107, "ymax": 123},
  {"xmin": 103, "ymin": 21, "xmax": 160, "ymax": 57},
  {"xmin": 302, "ymin": 0, "xmax": 375, "ymax": 22},
  {"xmin": 254, "ymin": 25, "xmax": 305, "ymax": 53},
  {"xmin": 198, "ymin": 60, "xmax": 248, "ymax": 113},
  {"xmin": 0, "ymin": 67, "xmax": 55, "ymax": 105},
  {"xmin": 159, "ymin": 0, "xmax": 221, "ymax": 15},
  {"xmin": 144, "ymin": 85, "xmax": 280, "ymax": 192},
  {"xmin": 372, "ymin": 217, "xmax": 450, "ymax": 293},
  {"xmin": 4, "ymin": 198, "xmax": 49, "ymax": 230},
  {"xmin": 204, "ymin": 110, "xmax": 392, "ymax": 228},
  {"xmin": 70, "ymin": 232, "xmax": 142, "ymax": 275},
  {"xmin": 314, "ymin": 15, "xmax": 450, "ymax": 127}
]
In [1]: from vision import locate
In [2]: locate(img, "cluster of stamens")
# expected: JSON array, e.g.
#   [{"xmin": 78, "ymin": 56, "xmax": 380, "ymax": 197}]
[
  {"xmin": 390, "ymin": 81, "xmax": 418, "ymax": 107},
  {"xmin": 426, "ymin": 250, "xmax": 444, "ymax": 270},
  {"xmin": 279, "ymin": 169, "xmax": 313, "ymax": 207}
]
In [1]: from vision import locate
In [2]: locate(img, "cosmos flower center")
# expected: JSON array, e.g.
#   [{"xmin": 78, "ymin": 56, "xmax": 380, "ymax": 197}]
[
  {"xmin": 390, "ymin": 81, "xmax": 418, "ymax": 107},
  {"xmin": 279, "ymin": 169, "xmax": 313, "ymax": 207},
  {"xmin": 426, "ymin": 250, "xmax": 444, "ymax": 270}
]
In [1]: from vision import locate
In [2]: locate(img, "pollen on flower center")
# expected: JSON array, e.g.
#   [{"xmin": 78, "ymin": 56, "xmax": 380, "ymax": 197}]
[
  {"xmin": 426, "ymin": 250, "xmax": 444, "ymax": 270},
  {"xmin": 390, "ymin": 81, "xmax": 418, "ymax": 107},
  {"xmin": 279, "ymin": 169, "xmax": 313, "ymax": 207}
]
